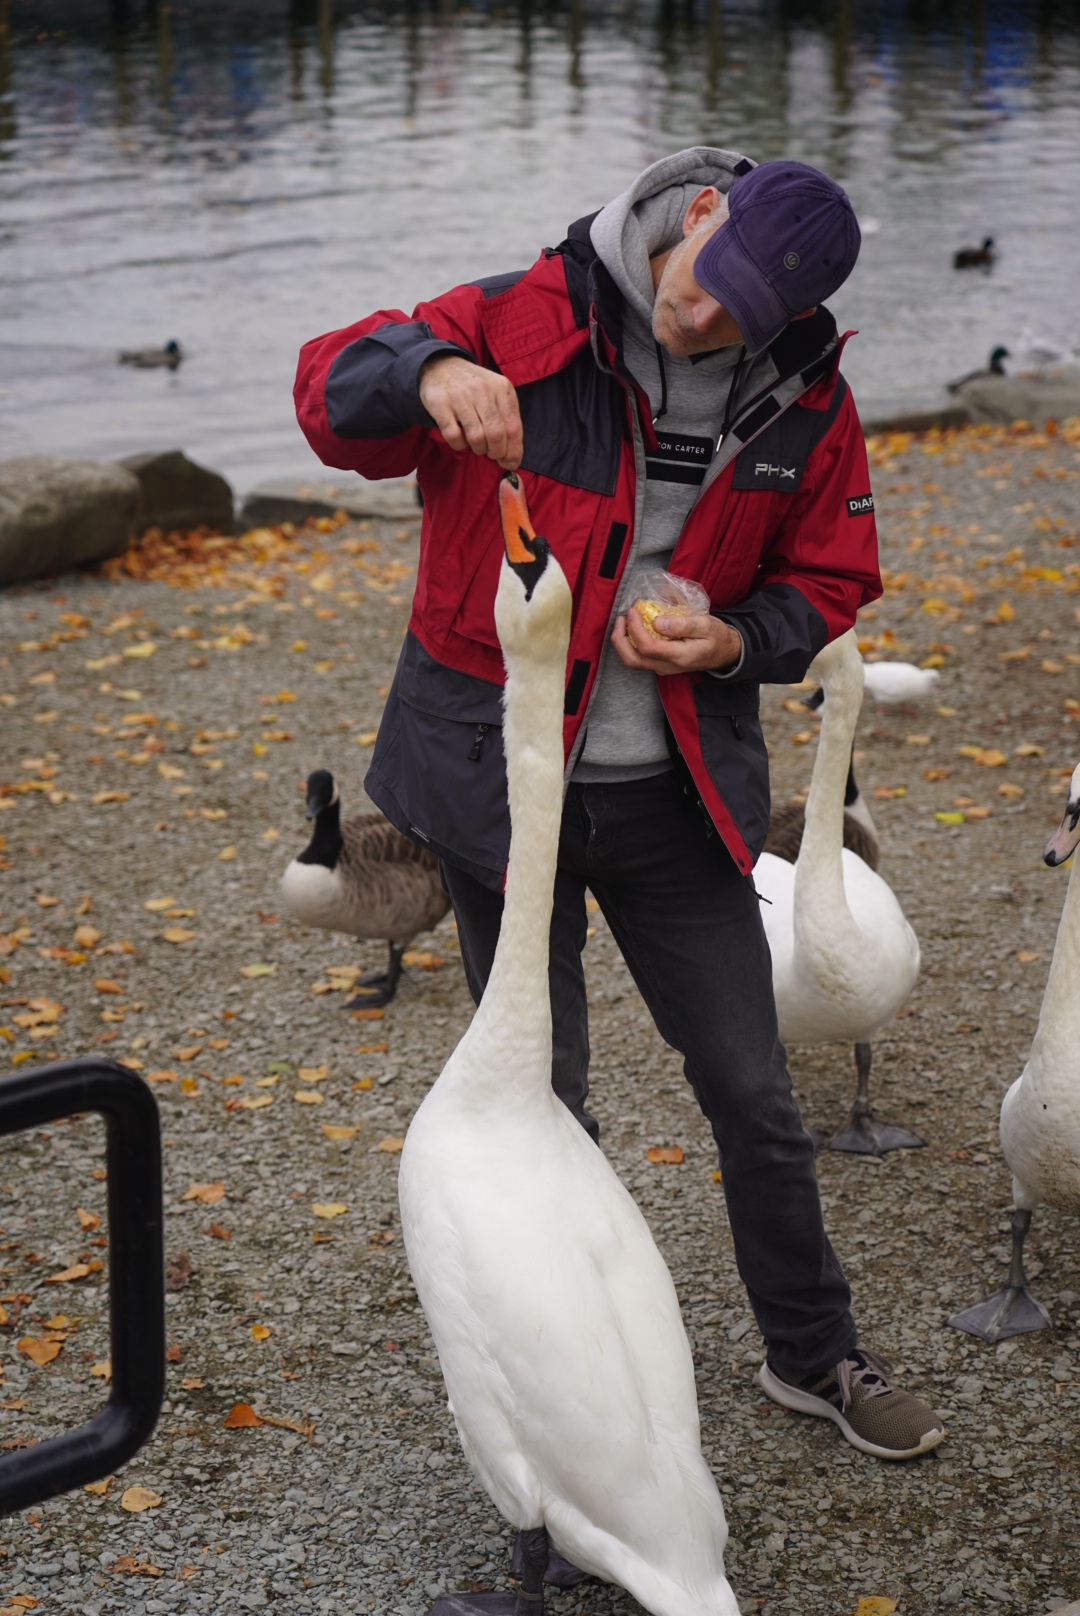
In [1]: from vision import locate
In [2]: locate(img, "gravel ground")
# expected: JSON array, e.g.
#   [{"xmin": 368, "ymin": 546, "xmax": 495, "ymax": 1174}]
[{"xmin": 0, "ymin": 421, "xmax": 1078, "ymax": 1616}]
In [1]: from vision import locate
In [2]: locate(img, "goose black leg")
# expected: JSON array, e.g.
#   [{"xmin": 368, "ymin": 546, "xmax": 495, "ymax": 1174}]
[
  {"xmin": 827, "ymin": 1042, "xmax": 927, "ymax": 1156},
  {"xmin": 948, "ymin": 1208, "xmax": 1053, "ymax": 1343},
  {"xmin": 425, "ymin": 1526, "xmax": 554, "ymax": 1616},
  {"xmin": 345, "ymin": 942, "xmax": 405, "ymax": 1009}
]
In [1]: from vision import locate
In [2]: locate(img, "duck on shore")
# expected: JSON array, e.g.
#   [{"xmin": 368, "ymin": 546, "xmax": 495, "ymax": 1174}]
[
  {"xmin": 953, "ymin": 237, "xmax": 994, "ymax": 269},
  {"xmin": 946, "ymin": 346, "xmax": 1009, "ymax": 393},
  {"xmin": 119, "ymin": 339, "xmax": 183, "ymax": 370},
  {"xmin": 280, "ymin": 770, "xmax": 450, "ymax": 1007}
]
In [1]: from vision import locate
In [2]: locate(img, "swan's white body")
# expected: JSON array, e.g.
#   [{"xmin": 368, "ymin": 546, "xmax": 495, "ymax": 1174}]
[
  {"xmin": 861, "ymin": 661, "xmax": 940, "ymax": 705},
  {"xmin": 399, "ymin": 527, "xmax": 737, "ymax": 1616},
  {"xmin": 754, "ymin": 631, "xmax": 920, "ymax": 1044},
  {"xmin": 1000, "ymin": 762, "xmax": 1080, "ymax": 1215}
]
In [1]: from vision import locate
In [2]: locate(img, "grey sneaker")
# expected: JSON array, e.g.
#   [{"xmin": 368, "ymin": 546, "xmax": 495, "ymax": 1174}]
[{"xmin": 758, "ymin": 1346, "xmax": 945, "ymax": 1461}]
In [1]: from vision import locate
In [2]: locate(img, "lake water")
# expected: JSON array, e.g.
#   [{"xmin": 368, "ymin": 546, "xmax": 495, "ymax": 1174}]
[{"xmin": 3, "ymin": 0, "xmax": 1079, "ymax": 500}]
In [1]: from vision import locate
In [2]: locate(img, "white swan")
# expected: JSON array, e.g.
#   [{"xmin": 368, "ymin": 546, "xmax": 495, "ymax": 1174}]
[
  {"xmin": 754, "ymin": 629, "xmax": 923, "ymax": 1155},
  {"xmin": 950, "ymin": 761, "xmax": 1080, "ymax": 1343},
  {"xmin": 398, "ymin": 473, "xmax": 738, "ymax": 1616}
]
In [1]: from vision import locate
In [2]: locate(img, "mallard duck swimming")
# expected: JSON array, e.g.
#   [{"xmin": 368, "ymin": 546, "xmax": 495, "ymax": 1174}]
[
  {"xmin": 280, "ymin": 770, "xmax": 449, "ymax": 1007},
  {"xmin": 119, "ymin": 340, "xmax": 183, "ymax": 370},
  {"xmin": 953, "ymin": 237, "xmax": 994, "ymax": 269}
]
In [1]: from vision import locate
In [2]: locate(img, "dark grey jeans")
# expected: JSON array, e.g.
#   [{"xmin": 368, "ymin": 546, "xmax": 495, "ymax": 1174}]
[{"xmin": 440, "ymin": 770, "xmax": 856, "ymax": 1377}]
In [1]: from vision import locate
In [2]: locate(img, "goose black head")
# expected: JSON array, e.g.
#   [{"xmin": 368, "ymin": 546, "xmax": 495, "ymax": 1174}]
[
  {"xmin": 499, "ymin": 472, "xmax": 550, "ymax": 600},
  {"xmin": 305, "ymin": 768, "xmax": 338, "ymax": 821}
]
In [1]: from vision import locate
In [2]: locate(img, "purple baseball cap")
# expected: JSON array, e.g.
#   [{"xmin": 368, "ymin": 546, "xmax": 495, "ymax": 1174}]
[{"xmin": 693, "ymin": 160, "xmax": 861, "ymax": 355}]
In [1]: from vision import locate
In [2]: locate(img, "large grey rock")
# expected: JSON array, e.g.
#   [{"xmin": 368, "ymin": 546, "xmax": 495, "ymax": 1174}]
[
  {"xmin": 240, "ymin": 474, "xmax": 420, "ymax": 529},
  {"xmin": 119, "ymin": 448, "xmax": 234, "ymax": 535},
  {"xmin": 0, "ymin": 456, "xmax": 140, "ymax": 587},
  {"xmin": 952, "ymin": 366, "xmax": 1080, "ymax": 427}
]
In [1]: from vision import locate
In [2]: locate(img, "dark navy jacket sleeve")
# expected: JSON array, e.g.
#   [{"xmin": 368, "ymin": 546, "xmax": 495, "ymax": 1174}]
[
  {"xmin": 324, "ymin": 320, "xmax": 476, "ymax": 439},
  {"xmin": 712, "ymin": 582, "xmax": 828, "ymax": 686}
]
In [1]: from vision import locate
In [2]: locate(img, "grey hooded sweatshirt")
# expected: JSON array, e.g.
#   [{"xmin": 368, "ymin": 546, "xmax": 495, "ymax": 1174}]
[{"xmin": 572, "ymin": 147, "xmax": 751, "ymax": 785}]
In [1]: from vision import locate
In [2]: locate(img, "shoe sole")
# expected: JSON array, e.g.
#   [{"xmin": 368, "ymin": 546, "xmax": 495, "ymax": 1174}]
[{"xmin": 757, "ymin": 1362, "xmax": 945, "ymax": 1461}]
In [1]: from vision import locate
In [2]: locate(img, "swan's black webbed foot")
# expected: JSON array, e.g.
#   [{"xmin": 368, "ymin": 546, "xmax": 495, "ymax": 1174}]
[
  {"xmin": 512, "ymin": 1529, "xmax": 589, "ymax": 1588},
  {"xmin": 949, "ymin": 1209, "xmax": 1052, "ymax": 1343},
  {"xmin": 424, "ymin": 1527, "xmax": 559, "ymax": 1616},
  {"xmin": 827, "ymin": 1042, "xmax": 927, "ymax": 1156}
]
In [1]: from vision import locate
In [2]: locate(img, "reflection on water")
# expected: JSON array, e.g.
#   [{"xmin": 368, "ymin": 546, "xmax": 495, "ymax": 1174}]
[{"xmin": 2, "ymin": 1, "xmax": 1079, "ymax": 494}]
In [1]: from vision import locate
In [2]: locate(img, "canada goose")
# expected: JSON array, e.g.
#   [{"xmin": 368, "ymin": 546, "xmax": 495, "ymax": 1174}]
[
  {"xmin": 946, "ymin": 346, "xmax": 1009, "ymax": 393},
  {"xmin": 754, "ymin": 632, "xmax": 924, "ymax": 1156},
  {"xmin": 400, "ymin": 473, "xmax": 738, "ymax": 1616},
  {"xmin": 280, "ymin": 770, "xmax": 450, "ymax": 1008},
  {"xmin": 119, "ymin": 340, "xmax": 183, "ymax": 370},
  {"xmin": 949, "ymin": 762, "xmax": 1080, "ymax": 1343},
  {"xmin": 953, "ymin": 237, "xmax": 994, "ymax": 270}
]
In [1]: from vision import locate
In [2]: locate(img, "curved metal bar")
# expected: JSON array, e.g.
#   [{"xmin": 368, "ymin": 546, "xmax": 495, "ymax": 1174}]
[{"xmin": 0, "ymin": 1058, "xmax": 164, "ymax": 1514}]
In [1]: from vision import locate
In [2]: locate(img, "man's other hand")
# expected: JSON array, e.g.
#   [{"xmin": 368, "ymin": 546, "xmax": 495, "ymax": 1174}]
[
  {"xmin": 418, "ymin": 355, "xmax": 523, "ymax": 470},
  {"xmin": 612, "ymin": 607, "xmax": 742, "ymax": 675}
]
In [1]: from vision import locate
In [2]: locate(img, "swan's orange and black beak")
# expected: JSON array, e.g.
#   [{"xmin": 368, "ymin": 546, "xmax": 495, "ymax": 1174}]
[
  {"xmin": 1044, "ymin": 788, "xmax": 1080, "ymax": 867},
  {"xmin": 499, "ymin": 472, "xmax": 549, "ymax": 600}
]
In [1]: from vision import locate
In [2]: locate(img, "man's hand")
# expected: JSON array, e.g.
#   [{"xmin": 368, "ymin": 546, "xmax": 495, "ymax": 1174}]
[
  {"xmin": 418, "ymin": 355, "xmax": 523, "ymax": 470},
  {"xmin": 612, "ymin": 607, "xmax": 742, "ymax": 676}
]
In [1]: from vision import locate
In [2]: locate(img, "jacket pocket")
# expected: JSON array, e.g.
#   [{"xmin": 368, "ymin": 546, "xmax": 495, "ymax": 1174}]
[{"xmin": 693, "ymin": 680, "xmax": 770, "ymax": 861}]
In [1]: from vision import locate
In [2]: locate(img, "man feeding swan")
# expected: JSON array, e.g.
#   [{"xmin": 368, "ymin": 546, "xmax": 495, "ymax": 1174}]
[{"xmin": 295, "ymin": 149, "xmax": 943, "ymax": 1480}]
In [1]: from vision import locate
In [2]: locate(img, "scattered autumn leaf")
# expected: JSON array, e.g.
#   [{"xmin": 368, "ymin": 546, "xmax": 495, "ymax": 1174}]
[
  {"xmin": 120, "ymin": 1486, "xmax": 162, "ymax": 1513},
  {"xmin": 46, "ymin": 1262, "xmax": 94, "ymax": 1284},
  {"xmin": 182, "ymin": 1182, "xmax": 225, "ymax": 1205},
  {"xmin": 853, "ymin": 1600, "xmax": 898, "ymax": 1616},
  {"xmin": 312, "ymin": 1202, "xmax": 347, "ymax": 1218},
  {"xmin": 240, "ymin": 962, "xmax": 275, "ymax": 978},
  {"xmin": 239, "ymin": 1093, "xmax": 273, "ymax": 1111},
  {"xmin": 923, "ymin": 768, "xmax": 950, "ymax": 781},
  {"xmin": 251, "ymin": 1324, "xmax": 271, "ymax": 1341},
  {"xmin": 377, "ymin": 1137, "xmax": 404, "ymax": 1153},
  {"xmin": 165, "ymin": 1344, "xmax": 182, "ymax": 1363},
  {"xmin": 218, "ymin": 846, "xmax": 237, "ymax": 862},
  {"xmin": 147, "ymin": 1069, "xmax": 178, "ymax": 1084},
  {"xmin": 77, "ymin": 1207, "xmax": 101, "ymax": 1232},
  {"xmin": 90, "ymin": 1361, "xmax": 112, "ymax": 1381},
  {"xmin": 205, "ymin": 1223, "xmax": 231, "ymax": 1241},
  {"xmin": 356, "ymin": 730, "xmax": 379, "ymax": 745},
  {"xmin": 294, "ymin": 1089, "xmax": 324, "ymax": 1106},
  {"xmin": 351, "ymin": 1007, "xmax": 385, "ymax": 1022},
  {"xmin": 181, "ymin": 1375, "xmax": 204, "ymax": 1390},
  {"xmin": 998, "ymin": 782, "xmax": 1024, "ymax": 798},
  {"xmin": 647, "ymin": 1145, "xmax": 684, "ymax": 1165},
  {"xmin": 18, "ymin": 1337, "xmax": 61, "ymax": 1365},
  {"xmin": 74, "ymin": 924, "xmax": 102, "ymax": 947},
  {"xmin": 84, "ymin": 1476, "xmax": 112, "ymax": 1495},
  {"xmin": 1015, "ymin": 742, "xmax": 1045, "ymax": 758},
  {"xmin": 935, "ymin": 811, "xmax": 965, "ymax": 824},
  {"xmin": 224, "ymin": 1402, "xmax": 264, "ymax": 1429},
  {"xmin": 357, "ymin": 1041, "xmax": 389, "ymax": 1054},
  {"xmin": 95, "ymin": 977, "xmax": 124, "ymax": 995},
  {"xmin": 180, "ymin": 1076, "xmax": 201, "ymax": 1096},
  {"xmin": 353, "ymin": 1078, "xmax": 374, "ymax": 1091},
  {"xmin": 298, "ymin": 1064, "xmax": 328, "ymax": 1083},
  {"xmin": 92, "ymin": 791, "xmax": 131, "ymax": 805},
  {"xmin": 322, "ymin": 1125, "xmax": 358, "ymax": 1141},
  {"xmin": 401, "ymin": 950, "xmax": 444, "ymax": 969},
  {"xmin": 1017, "ymin": 951, "xmax": 1042, "ymax": 963},
  {"xmin": 162, "ymin": 927, "xmax": 196, "ymax": 944}
]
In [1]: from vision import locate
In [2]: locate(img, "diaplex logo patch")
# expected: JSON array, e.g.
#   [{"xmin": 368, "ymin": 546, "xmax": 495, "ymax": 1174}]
[
  {"xmin": 846, "ymin": 493, "xmax": 875, "ymax": 516},
  {"xmin": 754, "ymin": 462, "xmax": 797, "ymax": 481}
]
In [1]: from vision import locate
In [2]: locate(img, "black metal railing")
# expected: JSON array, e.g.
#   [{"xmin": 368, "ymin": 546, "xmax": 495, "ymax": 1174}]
[{"xmin": 0, "ymin": 1058, "xmax": 164, "ymax": 1514}]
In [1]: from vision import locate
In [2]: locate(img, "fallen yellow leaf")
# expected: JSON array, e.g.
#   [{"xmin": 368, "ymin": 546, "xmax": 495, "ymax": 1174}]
[
  {"xmin": 76, "ymin": 1207, "xmax": 101, "ymax": 1232},
  {"xmin": 322, "ymin": 1125, "xmax": 358, "ymax": 1141},
  {"xmin": 84, "ymin": 1476, "xmax": 112, "ymax": 1495},
  {"xmin": 224, "ymin": 1402, "xmax": 263, "ymax": 1429},
  {"xmin": 18, "ymin": 1337, "xmax": 62, "ymax": 1365},
  {"xmin": 251, "ymin": 1324, "xmax": 271, "ymax": 1342},
  {"xmin": 182, "ymin": 1182, "xmax": 225, "ymax": 1205},
  {"xmin": 647, "ymin": 1145, "xmax": 684, "ymax": 1165},
  {"xmin": 146, "ymin": 1069, "xmax": 178, "ymax": 1084},
  {"xmin": 45, "ymin": 1263, "xmax": 92, "ymax": 1284},
  {"xmin": 351, "ymin": 1007, "xmax": 384, "ymax": 1022},
  {"xmin": 1017, "ymin": 951, "xmax": 1042, "ymax": 963},
  {"xmin": 121, "ymin": 1486, "xmax": 162, "ymax": 1513},
  {"xmin": 92, "ymin": 791, "xmax": 131, "ymax": 805},
  {"xmin": 294, "ymin": 1090, "xmax": 324, "ymax": 1106},
  {"xmin": 357, "ymin": 730, "xmax": 379, "ymax": 745},
  {"xmin": 261, "ymin": 828, "xmax": 279, "ymax": 841},
  {"xmin": 353, "ymin": 1078, "xmax": 374, "ymax": 1091},
  {"xmin": 162, "ymin": 927, "xmax": 195, "ymax": 944},
  {"xmin": 239, "ymin": 1094, "xmax": 273, "ymax": 1111},
  {"xmin": 90, "ymin": 1361, "xmax": 112, "ymax": 1381},
  {"xmin": 74, "ymin": 924, "xmax": 102, "ymax": 947},
  {"xmin": 298, "ymin": 1064, "xmax": 328, "ymax": 1083},
  {"xmin": 180, "ymin": 1076, "xmax": 201, "ymax": 1095},
  {"xmin": 935, "ymin": 810, "xmax": 965, "ymax": 824},
  {"xmin": 144, "ymin": 896, "xmax": 175, "ymax": 911},
  {"xmin": 377, "ymin": 1137, "xmax": 405, "ymax": 1153},
  {"xmin": 255, "ymin": 1074, "xmax": 279, "ymax": 1088},
  {"xmin": 123, "ymin": 641, "xmax": 157, "ymax": 658},
  {"xmin": 312, "ymin": 1202, "xmax": 347, "ymax": 1218},
  {"xmin": 240, "ymin": 962, "xmax": 276, "ymax": 978},
  {"xmin": 218, "ymin": 846, "xmax": 237, "ymax": 862},
  {"xmin": 94, "ymin": 977, "xmax": 124, "ymax": 996},
  {"xmin": 181, "ymin": 1375, "xmax": 204, "ymax": 1390},
  {"xmin": 853, "ymin": 1600, "xmax": 898, "ymax": 1616}
]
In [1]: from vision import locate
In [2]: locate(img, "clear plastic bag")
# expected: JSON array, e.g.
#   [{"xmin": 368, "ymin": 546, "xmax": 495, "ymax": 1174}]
[{"xmin": 628, "ymin": 568, "xmax": 711, "ymax": 639}]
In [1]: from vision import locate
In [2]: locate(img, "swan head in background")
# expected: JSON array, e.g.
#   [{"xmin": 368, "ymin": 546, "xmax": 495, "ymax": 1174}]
[
  {"xmin": 1044, "ymin": 764, "xmax": 1080, "ymax": 867},
  {"xmin": 304, "ymin": 767, "xmax": 339, "ymax": 821},
  {"xmin": 861, "ymin": 661, "xmax": 940, "ymax": 706},
  {"xmin": 496, "ymin": 471, "xmax": 572, "ymax": 660}
]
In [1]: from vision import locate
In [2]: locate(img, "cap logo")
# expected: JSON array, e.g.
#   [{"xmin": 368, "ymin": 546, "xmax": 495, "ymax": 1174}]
[{"xmin": 783, "ymin": 251, "xmax": 800, "ymax": 270}]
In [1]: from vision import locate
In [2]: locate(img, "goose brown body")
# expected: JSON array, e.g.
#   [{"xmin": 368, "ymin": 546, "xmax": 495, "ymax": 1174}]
[
  {"xmin": 334, "ymin": 812, "xmax": 449, "ymax": 943},
  {"xmin": 763, "ymin": 801, "xmax": 879, "ymax": 871}
]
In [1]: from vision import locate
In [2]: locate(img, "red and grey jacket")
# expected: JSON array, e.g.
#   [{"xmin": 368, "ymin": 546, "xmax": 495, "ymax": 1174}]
[{"xmin": 295, "ymin": 213, "xmax": 882, "ymax": 891}]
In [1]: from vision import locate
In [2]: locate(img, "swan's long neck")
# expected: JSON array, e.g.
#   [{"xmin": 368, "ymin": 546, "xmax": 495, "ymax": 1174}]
[
  {"xmin": 1029, "ymin": 855, "xmax": 1080, "ymax": 1078},
  {"xmin": 464, "ymin": 589, "xmax": 569, "ymax": 1095},
  {"xmin": 794, "ymin": 640, "xmax": 864, "ymax": 948}
]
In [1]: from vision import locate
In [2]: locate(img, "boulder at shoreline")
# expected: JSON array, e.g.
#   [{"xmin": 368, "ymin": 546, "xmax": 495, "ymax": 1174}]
[
  {"xmin": 0, "ymin": 456, "xmax": 140, "ymax": 588},
  {"xmin": 240, "ymin": 474, "xmax": 420, "ymax": 528},
  {"xmin": 120, "ymin": 448, "xmax": 235, "ymax": 536}
]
